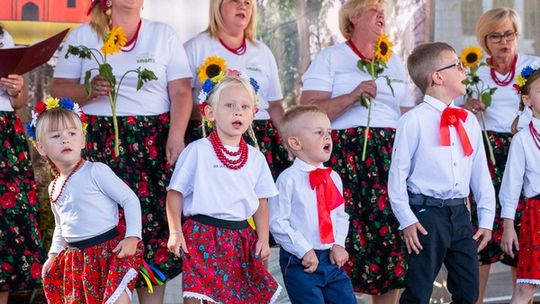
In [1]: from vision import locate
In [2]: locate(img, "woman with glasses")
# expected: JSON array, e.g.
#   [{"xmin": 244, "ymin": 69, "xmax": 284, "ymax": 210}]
[
  {"xmin": 300, "ymin": 1, "xmax": 413, "ymax": 303},
  {"xmin": 460, "ymin": 7, "xmax": 537, "ymax": 303}
]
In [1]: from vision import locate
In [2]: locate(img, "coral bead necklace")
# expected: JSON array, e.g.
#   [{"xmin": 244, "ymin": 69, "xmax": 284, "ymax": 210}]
[
  {"xmin": 208, "ymin": 131, "xmax": 248, "ymax": 170},
  {"xmin": 49, "ymin": 159, "xmax": 85, "ymax": 204}
]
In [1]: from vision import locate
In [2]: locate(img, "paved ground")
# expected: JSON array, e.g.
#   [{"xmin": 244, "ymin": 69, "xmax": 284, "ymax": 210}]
[{"xmin": 132, "ymin": 248, "xmax": 540, "ymax": 304}]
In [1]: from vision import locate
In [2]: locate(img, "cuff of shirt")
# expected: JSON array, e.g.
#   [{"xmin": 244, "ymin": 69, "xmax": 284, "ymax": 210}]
[
  {"xmin": 396, "ymin": 209, "xmax": 419, "ymax": 230},
  {"xmin": 478, "ymin": 214, "xmax": 496, "ymax": 230},
  {"xmin": 500, "ymin": 207, "xmax": 516, "ymax": 221}
]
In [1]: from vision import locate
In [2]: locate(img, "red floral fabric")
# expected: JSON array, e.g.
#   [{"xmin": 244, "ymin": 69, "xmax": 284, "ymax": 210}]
[{"xmin": 516, "ymin": 199, "xmax": 540, "ymax": 282}]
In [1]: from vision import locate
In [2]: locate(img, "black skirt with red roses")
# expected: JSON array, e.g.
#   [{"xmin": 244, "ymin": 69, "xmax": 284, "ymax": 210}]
[
  {"xmin": 0, "ymin": 111, "xmax": 45, "ymax": 292},
  {"xmin": 329, "ymin": 126, "xmax": 406, "ymax": 295},
  {"xmin": 471, "ymin": 131, "xmax": 525, "ymax": 267},
  {"xmin": 84, "ymin": 113, "xmax": 181, "ymax": 287}
]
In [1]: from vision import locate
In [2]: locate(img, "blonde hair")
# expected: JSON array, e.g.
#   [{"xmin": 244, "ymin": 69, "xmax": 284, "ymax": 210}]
[
  {"xmin": 89, "ymin": 6, "xmax": 111, "ymax": 38},
  {"xmin": 281, "ymin": 105, "xmax": 327, "ymax": 150},
  {"xmin": 476, "ymin": 7, "xmax": 521, "ymax": 55},
  {"xmin": 407, "ymin": 42, "xmax": 456, "ymax": 93},
  {"xmin": 339, "ymin": 0, "xmax": 384, "ymax": 39},
  {"xmin": 511, "ymin": 69, "xmax": 540, "ymax": 134},
  {"xmin": 206, "ymin": 0, "xmax": 257, "ymax": 43},
  {"xmin": 202, "ymin": 75, "xmax": 259, "ymax": 148}
]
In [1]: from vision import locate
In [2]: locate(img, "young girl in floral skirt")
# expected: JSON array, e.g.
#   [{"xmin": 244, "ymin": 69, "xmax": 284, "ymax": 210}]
[
  {"xmin": 166, "ymin": 71, "xmax": 281, "ymax": 303},
  {"xmin": 31, "ymin": 97, "xmax": 144, "ymax": 304}
]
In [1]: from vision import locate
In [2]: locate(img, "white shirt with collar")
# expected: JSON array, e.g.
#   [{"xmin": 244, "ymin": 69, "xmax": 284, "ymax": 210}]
[
  {"xmin": 500, "ymin": 117, "xmax": 540, "ymax": 220},
  {"xmin": 388, "ymin": 95, "xmax": 496, "ymax": 230},
  {"xmin": 269, "ymin": 158, "xmax": 349, "ymax": 259}
]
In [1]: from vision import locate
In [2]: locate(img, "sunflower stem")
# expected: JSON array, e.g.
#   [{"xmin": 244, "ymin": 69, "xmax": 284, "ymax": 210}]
[
  {"xmin": 362, "ymin": 99, "xmax": 372, "ymax": 161},
  {"xmin": 480, "ymin": 111, "xmax": 496, "ymax": 166},
  {"xmin": 108, "ymin": 91, "xmax": 120, "ymax": 158}
]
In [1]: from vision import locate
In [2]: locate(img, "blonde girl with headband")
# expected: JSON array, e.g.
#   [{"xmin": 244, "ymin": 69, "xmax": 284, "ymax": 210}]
[
  {"xmin": 32, "ymin": 98, "xmax": 144, "ymax": 303},
  {"xmin": 166, "ymin": 72, "xmax": 281, "ymax": 304},
  {"xmin": 500, "ymin": 66, "xmax": 540, "ymax": 303}
]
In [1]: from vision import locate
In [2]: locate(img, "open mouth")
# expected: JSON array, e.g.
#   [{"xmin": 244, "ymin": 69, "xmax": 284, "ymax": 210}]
[
  {"xmin": 236, "ymin": 12, "xmax": 246, "ymax": 19},
  {"xmin": 323, "ymin": 143, "xmax": 332, "ymax": 153},
  {"xmin": 62, "ymin": 148, "xmax": 72, "ymax": 153},
  {"xmin": 232, "ymin": 120, "xmax": 243, "ymax": 129},
  {"xmin": 376, "ymin": 20, "xmax": 384, "ymax": 28}
]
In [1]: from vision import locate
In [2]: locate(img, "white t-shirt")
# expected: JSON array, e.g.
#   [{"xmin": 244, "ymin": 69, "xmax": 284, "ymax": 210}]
[
  {"xmin": 0, "ymin": 30, "xmax": 15, "ymax": 112},
  {"xmin": 183, "ymin": 32, "xmax": 283, "ymax": 120},
  {"xmin": 456, "ymin": 53, "xmax": 537, "ymax": 133},
  {"xmin": 54, "ymin": 19, "xmax": 192, "ymax": 116},
  {"xmin": 167, "ymin": 137, "xmax": 279, "ymax": 221},
  {"xmin": 49, "ymin": 161, "xmax": 142, "ymax": 255},
  {"xmin": 301, "ymin": 42, "xmax": 414, "ymax": 130}
]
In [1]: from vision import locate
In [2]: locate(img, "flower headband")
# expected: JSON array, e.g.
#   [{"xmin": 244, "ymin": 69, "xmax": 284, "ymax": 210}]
[
  {"xmin": 514, "ymin": 62, "xmax": 540, "ymax": 94},
  {"xmin": 26, "ymin": 97, "xmax": 88, "ymax": 146},
  {"xmin": 87, "ymin": 0, "xmax": 112, "ymax": 16}
]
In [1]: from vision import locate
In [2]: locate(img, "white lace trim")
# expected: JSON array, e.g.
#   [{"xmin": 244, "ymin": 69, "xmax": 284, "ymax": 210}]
[
  {"xmin": 183, "ymin": 291, "xmax": 218, "ymax": 303},
  {"xmin": 517, "ymin": 278, "xmax": 540, "ymax": 285},
  {"xmin": 104, "ymin": 268, "xmax": 138, "ymax": 304},
  {"xmin": 269, "ymin": 284, "xmax": 282, "ymax": 304}
]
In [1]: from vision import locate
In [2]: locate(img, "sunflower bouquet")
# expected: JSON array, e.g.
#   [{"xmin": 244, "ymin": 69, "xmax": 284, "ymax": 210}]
[
  {"xmin": 356, "ymin": 34, "xmax": 399, "ymax": 161},
  {"xmin": 66, "ymin": 26, "xmax": 157, "ymax": 157},
  {"xmin": 460, "ymin": 46, "xmax": 497, "ymax": 165}
]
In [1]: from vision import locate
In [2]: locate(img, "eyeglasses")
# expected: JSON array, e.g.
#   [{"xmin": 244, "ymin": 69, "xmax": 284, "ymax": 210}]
[
  {"xmin": 436, "ymin": 61, "xmax": 464, "ymax": 72},
  {"xmin": 486, "ymin": 31, "xmax": 518, "ymax": 43}
]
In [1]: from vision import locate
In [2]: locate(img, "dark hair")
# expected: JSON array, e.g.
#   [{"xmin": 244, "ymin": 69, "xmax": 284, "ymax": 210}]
[
  {"xmin": 511, "ymin": 69, "xmax": 540, "ymax": 133},
  {"xmin": 0, "ymin": 25, "xmax": 4, "ymax": 35}
]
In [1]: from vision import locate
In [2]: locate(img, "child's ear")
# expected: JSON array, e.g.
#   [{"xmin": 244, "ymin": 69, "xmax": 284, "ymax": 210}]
[
  {"xmin": 205, "ymin": 104, "xmax": 215, "ymax": 121},
  {"xmin": 35, "ymin": 141, "xmax": 47, "ymax": 157},
  {"xmin": 430, "ymin": 71, "xmax": 442, "ymax": 87},
  {"xmin": 287, "ymin": 136, "xmax": 302, "ymax": 151},
  {"xmin": 522, "ymin": 95, "xmax": 532, "ymax": 108}
]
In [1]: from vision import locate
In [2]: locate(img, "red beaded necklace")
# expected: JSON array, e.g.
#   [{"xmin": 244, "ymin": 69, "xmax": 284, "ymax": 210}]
[
  {"xmin": 530, "ymin": 121, "xmax": 540, "ymax": 150},
  {"xmin": 219, "ymin": 37, "xmax": 247, "ymax": 55},
  {"xmin": 49, "ymin": 159, "xmax": 85, "ymax": 204},
  {"xmin": 120, "ymin": 19, "xmax": 142, "ymax": 53},
  {"xmin": 346, "ymin": 39, "xmax": 368, "ymax": 60},
  {"xmin": 208, "ymin": 131, "xmax": 248, "ymax": 170},
  {"xmin": 488, "ymin": 55, "xmax": 517, "ymax": 86}
]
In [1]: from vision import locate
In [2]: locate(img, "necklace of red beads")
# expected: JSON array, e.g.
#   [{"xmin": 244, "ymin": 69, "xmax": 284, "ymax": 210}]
[
  {"xmin": 49, "ymin": 159, "xmax": 85, "ymax": 204},
  {"xmin": 117, "ymin": 19, "xmax": 142, "ymax": 53},
  {"xmin": 208, "ymin": 131, "xmax": 248, "ymax": 170},
  {"xmin": 219, "ymin": 37, "xmax": 247, "ymax": 55},
  {"xmin": 488, "ymin": 55, "xmax": 517, "ymax": 86},
  {"xmin": 530, "ymin": 121, "xmax": 540, "ymax": 150}
]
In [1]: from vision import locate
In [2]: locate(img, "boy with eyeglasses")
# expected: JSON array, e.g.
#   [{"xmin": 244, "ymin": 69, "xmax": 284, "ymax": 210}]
[{"xmin": 388, "ymin": 42, "xmax": 496, "ymax": 303}]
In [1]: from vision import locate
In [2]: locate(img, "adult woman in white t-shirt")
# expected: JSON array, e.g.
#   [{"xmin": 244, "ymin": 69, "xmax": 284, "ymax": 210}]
[
  {"xmin": 183, "ymin": 0, "xmax": 289, "ymax": 178},
  {"xmin": 50, "ymin": 1, "xmax": 192, "ymax": 303},
  {"xmin": 0, "ymin": 26, "xmax": 45, "ymax": 304},
  {"xmin": 300, "ymin": 1, "xmax": 413, "ymax": 303}
]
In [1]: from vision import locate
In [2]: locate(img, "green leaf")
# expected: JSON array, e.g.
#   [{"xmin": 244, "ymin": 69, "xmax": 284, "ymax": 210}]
[
  {"xmin": 360, "ymin": 94, "xmax": 370, "ymax": 108},
  {"xmin": 481, "ymin": 92, "xmax": 492, "ymax": 107},
  {"xmin": 99, "ymin": 64, "xmax": 116, "ymax": 86},
  {"xmin": 84, "ymin": 70, "xmax": 92, "ymax": 95},
  {"xmin": 137, "ymin": 78, "xmax": 143, "ymax": 90},
  {"xmin": 383, "ymin": 76, "xmax": 396, "ymax": 97}
]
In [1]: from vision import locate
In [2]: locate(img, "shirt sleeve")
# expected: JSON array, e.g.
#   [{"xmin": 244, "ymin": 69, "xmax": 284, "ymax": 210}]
[
  {"xmin": 269, "ymin": 175, "xmax": 313, "ymax": 258},
  {"xmin": 254, "ymin": 151, "xmax": 279, "ymax": 199},
  {"xmin": 301, "ymin": 49, "xmax": 333, "ymax": 93},
  {"xmin": 167, "ymin": 143, "xmax": 196, "ymax": 196},
  {"xmin": 469, "ymin": 118, "xmax": 496, "ymax": 229},
  {"xmin": 165, "ymin": 25, "xmax": 192, "ymax": 81},
  {"xmin": 499, "ymin": 134, "xmax": 526, "ymax": 220},
  {"xmin": 48, "ymin": 188, "xmax": 67, "ymax": 255},
  {"xmin": 263, "ymin": 44, "xmax": 283, "ymax": 102},
  {"xmin": 388, "ymin": 112, "xmax": 420, "ymax": 229},
  {"xmin": 92, "ymin": 163, "xmax": 142, "ymax": 239},
  {"xmin": 332, "ymin": 172, "xmax": 349, "ymax": 248},
  {"xmin": 53, "ymin": 25, "xmax": 85, "ymax": 79},
  {"xmin": 393, "ymin": 56, "xmax": 415, "ymax": 108}
]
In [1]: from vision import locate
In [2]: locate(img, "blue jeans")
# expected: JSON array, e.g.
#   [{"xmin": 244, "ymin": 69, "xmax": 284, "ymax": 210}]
[{"xmin": 279, "ymin": 248, "xmax": 356, "ymax": 304}]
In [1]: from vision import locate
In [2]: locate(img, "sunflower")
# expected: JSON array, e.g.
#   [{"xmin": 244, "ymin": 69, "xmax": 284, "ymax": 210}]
[
  {"xmin": 45, "ymin": 97, "xmax": 60, "ymax": 109},
  {"xmin": 101, "ymin": 27, "xmax": 127, "ymax": 55},
  {"xmin": 197, "ymin": 56, "xmax": 227, "ymax": 83},
  {"xmin": 460, "ymin": 46, "xmax": 483, "ymax": 68},
  {"xmin": 374, "ymin": 34, "xmax": 393, "ymax": 62}
]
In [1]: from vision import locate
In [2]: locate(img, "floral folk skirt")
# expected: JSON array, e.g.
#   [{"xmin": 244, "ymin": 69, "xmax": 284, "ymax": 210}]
[
  {"xmin": 329, "ymin": 126, "xmax": 406, "ymax": 295},
  {"xmin": 516, "ymin": 198, "xmax": 540, "ymax": 285},
  {"xmin": 0, "ymin": 111, "xmax": 45, "ymax": 292},
  {"xmin": 181, "ymin": 218, "xmax": 281, "ymax": 303},
  {"xmin": 184, "ymin": 119, "xmax": 290, "ymax": 179},
  {"xmin": 85, "ymin": 113, "xmax": 181, "ymax": 287},
  {"xmin": 42, "ymin": 236, "xmax": 144, "ymax": 303},
  {"xmin": 470, "ymin": 131, "xmax": 525, "ymax": 266}
]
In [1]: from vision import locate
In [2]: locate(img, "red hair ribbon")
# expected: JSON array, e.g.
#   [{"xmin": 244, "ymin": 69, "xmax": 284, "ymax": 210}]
[
  {"xmin": 440, "ymin": 107, "xmax": 473, "ymax": 156},
  {"xmin": 87, "ymin": 0, "xmax": 111, "ymax": 15},
  {"xmin": 309, "ymin": 168, "xmax": 345, "ymax": 244}
]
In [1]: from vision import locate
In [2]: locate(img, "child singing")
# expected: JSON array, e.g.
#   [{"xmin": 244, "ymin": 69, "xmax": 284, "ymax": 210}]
[
  {"xmin": 30, "ymin": 97, "xmax": 144, "ymax": 304},
  {"xmin": 166, "ymin": 72, "xmax": 281, "ymax": 303},
  {"xmin": 500, "ymin": 66, "xmax": 540, "ymax": 303}
]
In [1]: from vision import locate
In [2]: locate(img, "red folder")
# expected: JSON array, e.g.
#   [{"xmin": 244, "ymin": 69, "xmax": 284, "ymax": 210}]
[{"xmin": 0, "ymin": 28, "xmax": 69, "ymax": 77}]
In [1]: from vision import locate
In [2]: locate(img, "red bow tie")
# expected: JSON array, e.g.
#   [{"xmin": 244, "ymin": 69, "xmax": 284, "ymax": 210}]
[
  {"xmin": 440, "ymin": 107, "xmax": 473, "ymax": 156},
  {"xmin": 309, "ymin": 168, "xmax": 345, "ymax": 244}
]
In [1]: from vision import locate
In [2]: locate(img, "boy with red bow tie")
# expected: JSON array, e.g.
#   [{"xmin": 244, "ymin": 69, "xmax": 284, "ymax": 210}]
[
  {"xmin": 388, "ymin": 42, "xmax": 496, "ymax": 303},
  {"xmin": 269, "ymin": 105, "xmax": 355, "ymax": 304}
]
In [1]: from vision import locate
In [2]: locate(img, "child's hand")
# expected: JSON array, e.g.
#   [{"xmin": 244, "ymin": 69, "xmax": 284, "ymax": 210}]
[
  {"xmin": 167, "ymin": 231, "xmax": 188, "ymax": 257},
  {"xmin": 501, "ymin": 225, "xmax": 519, "ymax": 258},
  {"xmin": 403, "ymin": 222, "xmax": 428, "ymax": 254},
  {"xmin": 473, "ymin": 228, "xmax": 492, "ymax": 253},
  {"xmin": 113, "ymin": 236, "xmax": 139, "ymax": 258},
  {"xmin": 330, "ymin": 245, "xmax": 349, "ymax": 268},
  {"xmin": 302, "ymin": 249, "xmax": 319, "ymax": 273},
  {"xmin": 254, "ymin": 240, "xmax": 270, "ymax": 260},
  {"xmin": 41, "ymin": 254, "xmax": 57, "ymax": 278}
]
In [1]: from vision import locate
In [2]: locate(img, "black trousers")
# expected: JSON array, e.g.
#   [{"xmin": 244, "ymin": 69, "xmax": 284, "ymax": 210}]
[{"xmin": 400, "ymin": 204, "xmax": 479, "ymax": 304}]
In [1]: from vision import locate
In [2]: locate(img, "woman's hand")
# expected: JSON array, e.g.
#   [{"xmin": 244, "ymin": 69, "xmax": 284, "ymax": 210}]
[
  {"xmin": 461, "ymin": 98, "xmax": 485, "ymax": 114},
  {"xmin": 350, "ymin": 79, "xmax": 377, "ymax": 100},
  {"xmin": 89, "ymin": 75, "xmax": 112, "ymax": 99},
  {"xmin": 0, "ymin": 74, "xmax": 24, "ymax": 97},
  {"xmin": 113, "ymin": 236, "xmax": 139, "ymax": 258}
]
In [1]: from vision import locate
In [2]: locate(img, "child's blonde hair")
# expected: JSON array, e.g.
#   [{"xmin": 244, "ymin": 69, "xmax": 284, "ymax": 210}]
[
  {"xmin": 281, "ymin": 105, "xmax": 327, "ymax": 151},
  {"xmin": 511, "ymin": 69, "xmax": 540, "ymax": 134},
  {"xmin": 202, "ymin": 74, "xmax": 259, "ymax": 148}
]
